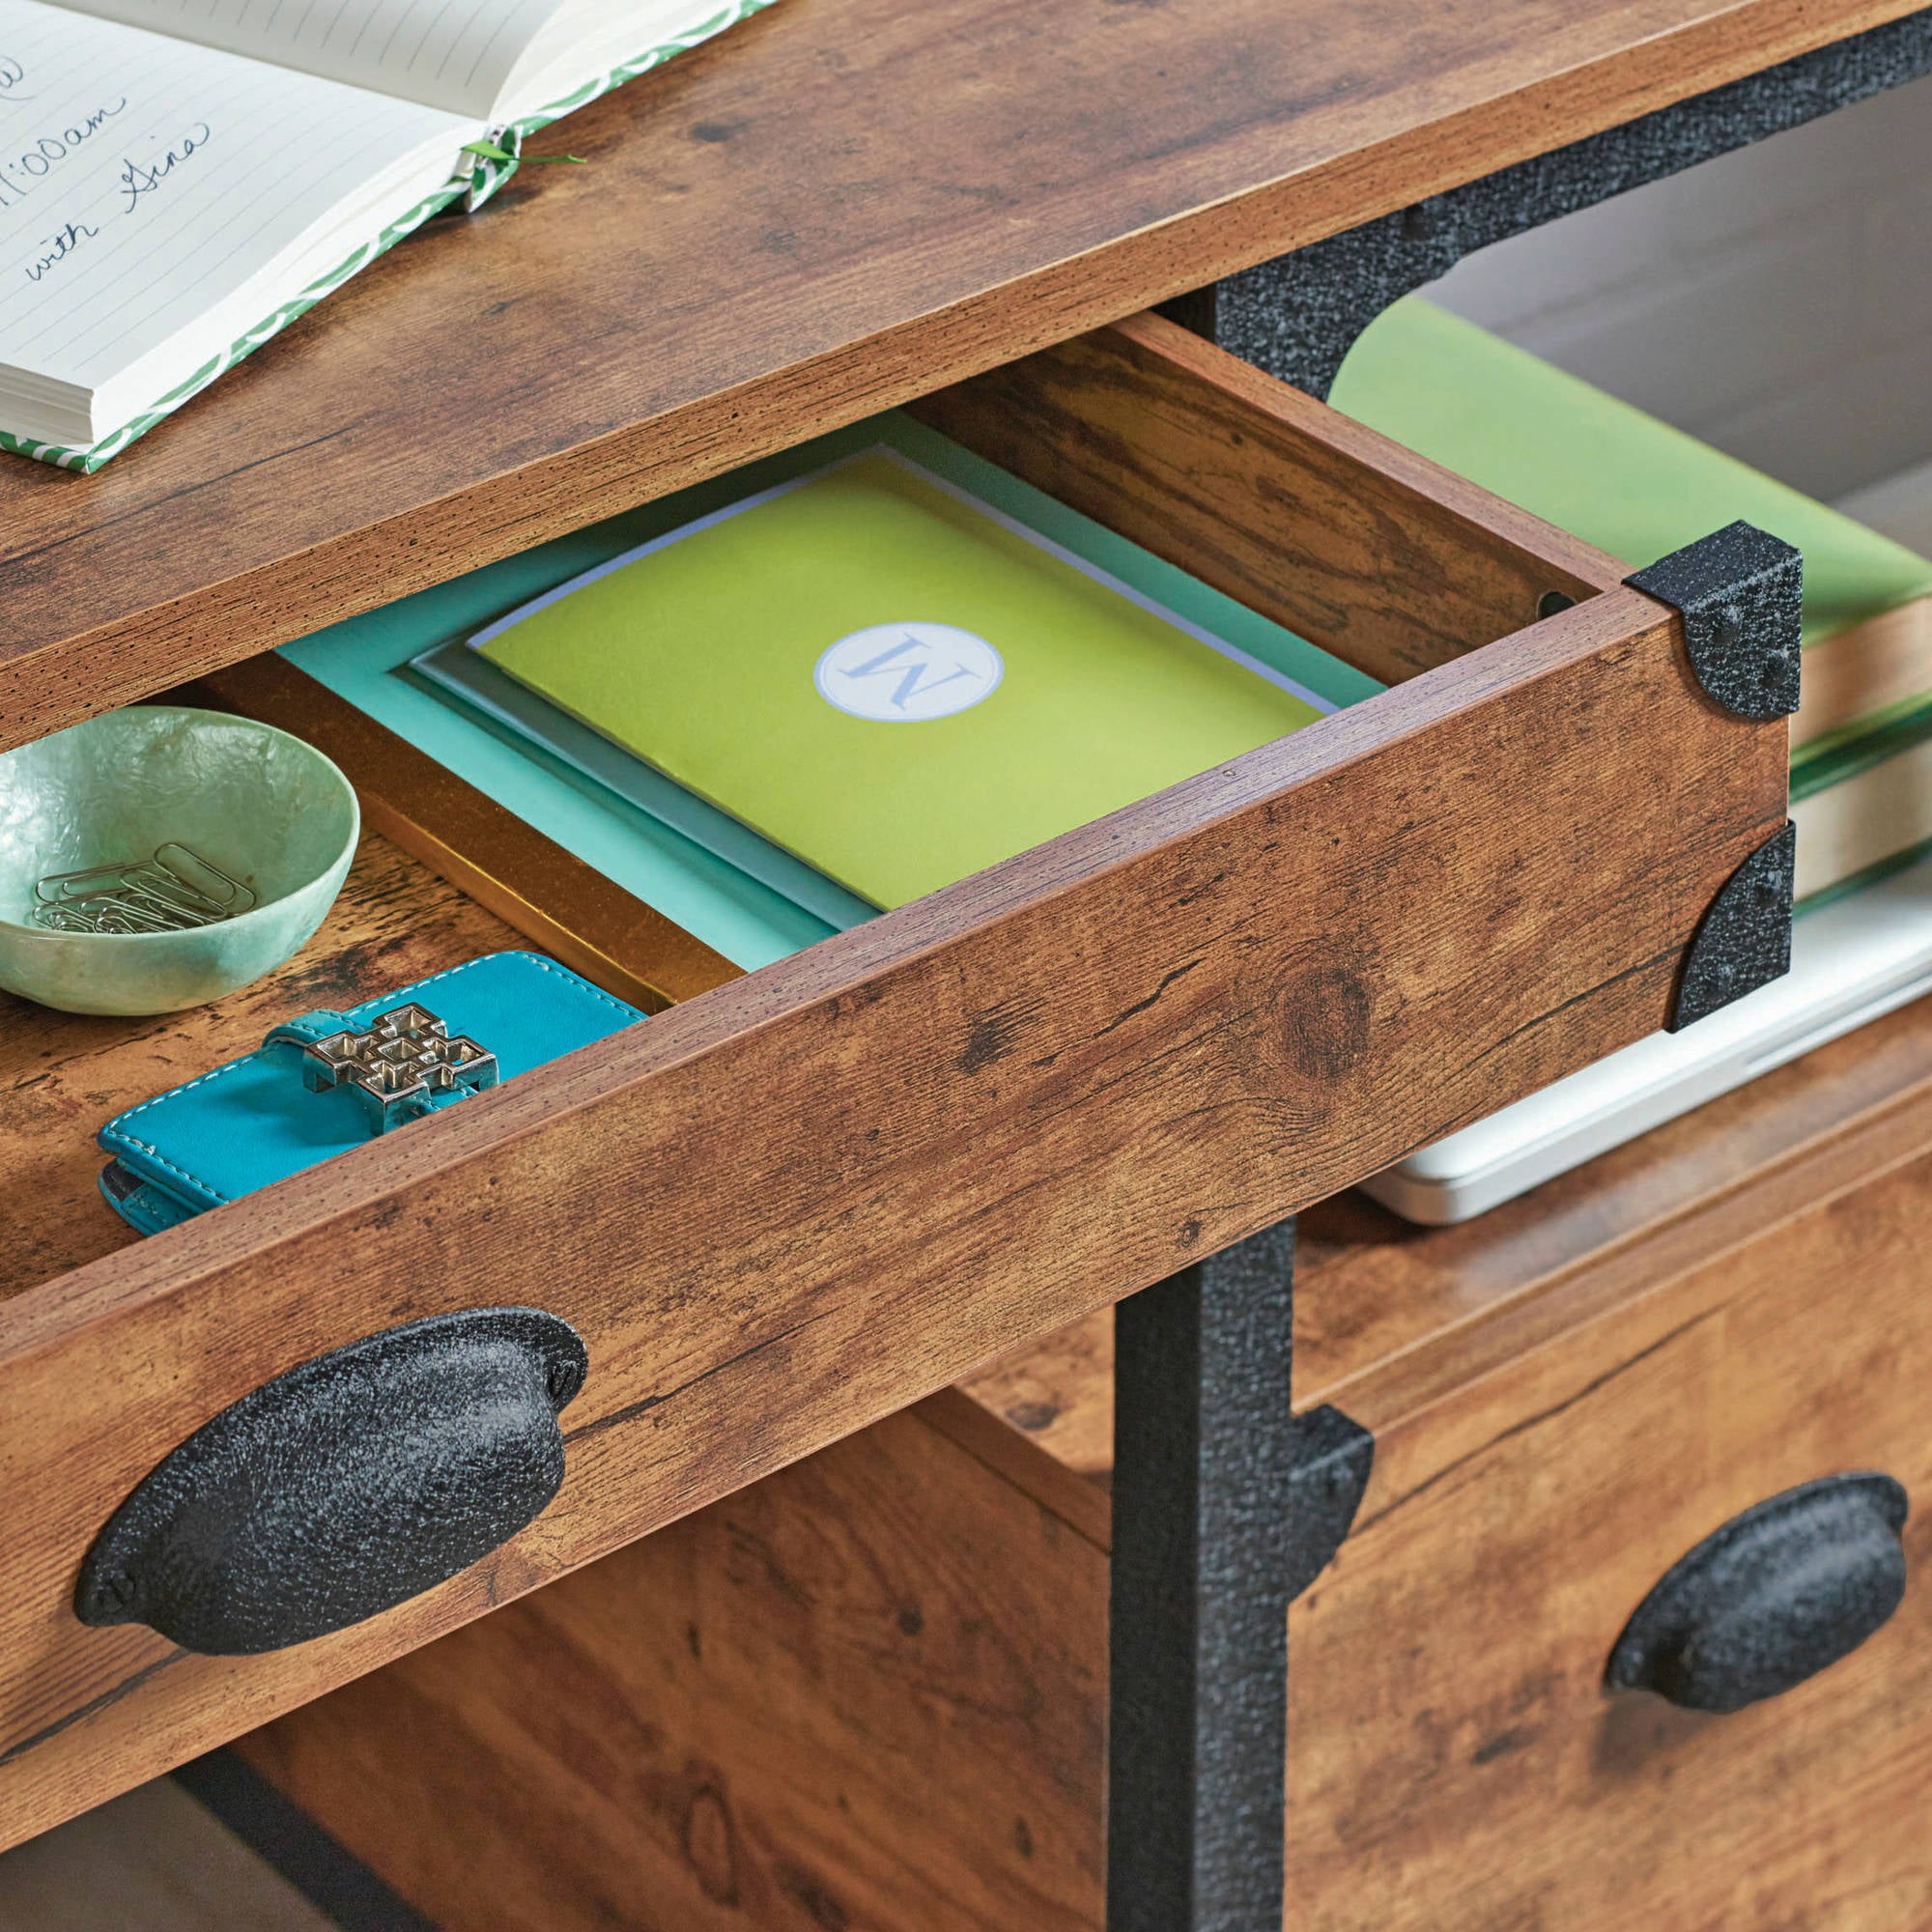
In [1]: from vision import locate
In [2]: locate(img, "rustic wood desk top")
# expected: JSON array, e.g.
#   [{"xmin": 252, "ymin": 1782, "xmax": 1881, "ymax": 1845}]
[{"xmin": 0, "ymin": 0, "xmax": 1915, "ymax": 746}]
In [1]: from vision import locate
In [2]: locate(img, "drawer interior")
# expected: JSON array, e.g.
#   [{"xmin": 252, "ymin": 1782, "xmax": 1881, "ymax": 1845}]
[
  {"xmin": 269, "ymin": 313, "xmax": 1622, "ymax": 977},
  {"xmin": 0, "ymin": 311, "xmax": 1628, "ymax": 1311},
  {"xmin": 0, "ymin": 837, "xmax": 518, "ymax": 1303}
]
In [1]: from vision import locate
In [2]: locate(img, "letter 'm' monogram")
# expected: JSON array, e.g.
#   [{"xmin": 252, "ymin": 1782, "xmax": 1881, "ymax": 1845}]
[{"xmin": 841, "ymin": 633, "xmax": 981, "ymax": 711}]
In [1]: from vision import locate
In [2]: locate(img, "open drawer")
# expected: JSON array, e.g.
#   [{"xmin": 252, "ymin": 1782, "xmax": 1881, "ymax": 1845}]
[{"xmin": 0, "ymin": 312, "xmax": 1787, "ymax": 1847}]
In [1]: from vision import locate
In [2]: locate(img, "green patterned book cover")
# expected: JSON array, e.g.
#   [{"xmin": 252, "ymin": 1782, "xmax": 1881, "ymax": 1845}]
[{"xmin": 0, "ymin": 0, "xmax": 774, "ymax": 471}]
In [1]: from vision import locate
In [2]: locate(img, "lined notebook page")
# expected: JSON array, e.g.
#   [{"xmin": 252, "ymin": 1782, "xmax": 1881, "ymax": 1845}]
[
  {"xmin": 52, "ymin": 0, "xmax": 569, "ymax": 116},
  {"xmin": 0, "ymin": 1, "xmax": 469, "ymax": 405}
]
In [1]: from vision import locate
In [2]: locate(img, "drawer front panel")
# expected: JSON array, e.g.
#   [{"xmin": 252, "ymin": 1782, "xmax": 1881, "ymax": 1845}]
[
  {"xmin": 0, "ymin": 329, "xmax": 1784, "ymax": 1843},
  {"xmin": 1296, "ymin": 1146, "xmax": 1932, "ymax": 1927}
]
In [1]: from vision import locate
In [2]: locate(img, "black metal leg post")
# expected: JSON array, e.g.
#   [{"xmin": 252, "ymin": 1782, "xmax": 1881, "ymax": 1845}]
[{"xmin": 1108, "ymin": 1220, "xmax": 1297, "ymax": 1932}]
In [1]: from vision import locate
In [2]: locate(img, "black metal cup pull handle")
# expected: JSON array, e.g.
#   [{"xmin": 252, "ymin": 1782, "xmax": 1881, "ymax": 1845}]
[
  {"xmin": 1605, "ymin": 1472, "xmax": 1909, "ymax": 1715},
  {"xmin": 75, "ymin": 1308, "xmax": 587, "ymax": 1656}
]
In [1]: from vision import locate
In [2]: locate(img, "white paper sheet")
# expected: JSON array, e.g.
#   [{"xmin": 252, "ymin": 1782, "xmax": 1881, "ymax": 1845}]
[
  {"xmin": 0, "ymin": 0, "xmax": 466, "ymax": 400},
  {"xmin": 50, "ymin": 0, "xmax": 573, "ymax": 116}
]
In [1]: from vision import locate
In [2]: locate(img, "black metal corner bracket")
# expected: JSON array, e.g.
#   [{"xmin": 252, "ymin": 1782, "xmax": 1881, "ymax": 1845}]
[
  {"xmin": 1669, "ymin": 821, "xmax": 1796, "ymax": 1032},
  {"xmin": 1627, "ymin": 521, "xmax": 1803, "ymax": 721},
  {"xmin": 1188, "ymin": 9, "xmax": 1932, "ymax": 400},
  {"xmin": 1285, "ymin": 1404, "xmax": 1375, "ymax": 1603}
]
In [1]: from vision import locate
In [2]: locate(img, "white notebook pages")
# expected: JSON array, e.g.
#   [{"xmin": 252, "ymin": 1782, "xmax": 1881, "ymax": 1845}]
[{"xmin": 0, "ymin": 0, "xmax": 771, "ymax": 468}]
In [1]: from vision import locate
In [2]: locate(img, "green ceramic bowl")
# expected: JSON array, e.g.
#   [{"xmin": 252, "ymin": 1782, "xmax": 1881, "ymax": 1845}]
[{"xmin": 0, "ymin": 707, "xmax": 359, "ymax": 1016}]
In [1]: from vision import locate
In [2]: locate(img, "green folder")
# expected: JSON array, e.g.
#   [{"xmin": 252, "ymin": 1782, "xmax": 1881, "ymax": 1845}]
[
  {"xmin": 1332, "ymin": 298, "xmax": 1932, "ymax": 655},
  {"xmin": 472, "ymin": 448, "xmax": 1333, "ymax": 909},
  {"xmin": 1331, "ymin": 298, "xmax": 1932, "ymax": 907}
]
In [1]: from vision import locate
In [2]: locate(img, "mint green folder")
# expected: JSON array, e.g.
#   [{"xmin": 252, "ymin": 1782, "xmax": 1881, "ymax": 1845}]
[{"xmin": 471, "ymin": 447, "xmax": 1339, "ymax": 909}]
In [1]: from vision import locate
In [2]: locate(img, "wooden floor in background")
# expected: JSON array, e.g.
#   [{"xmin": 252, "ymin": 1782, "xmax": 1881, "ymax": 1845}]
[{"xmin": 0, "ymin": 1780, "xmax": 331, "ymax": 1932}]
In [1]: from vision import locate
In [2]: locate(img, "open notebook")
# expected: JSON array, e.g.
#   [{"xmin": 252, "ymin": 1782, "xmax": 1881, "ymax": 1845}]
[{"xmin": 0, "ymin": 0, "xmax": 769, "ymax": 469}]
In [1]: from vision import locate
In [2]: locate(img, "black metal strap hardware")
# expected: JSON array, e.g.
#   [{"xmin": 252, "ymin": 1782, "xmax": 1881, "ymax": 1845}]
[
  {"xmin": 1284, "ymin": 1404, "xmax": 1376, "ymax": 1604},
  {"xmin": 1107, "ymin": 1219, "xmax": 1373, "ymax": 1932},
  {"xmin": 1188, "ymin": 9, "xmax": 1932, "ymax": 402},
  {"xmin": 1618, "ymin": 525, "xmax": 1801, "ymax": 1030}
]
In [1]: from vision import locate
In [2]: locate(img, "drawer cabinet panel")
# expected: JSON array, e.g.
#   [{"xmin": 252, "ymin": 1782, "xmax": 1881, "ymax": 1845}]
[
  {"xmin": 0, "ymin": 315, "xmax": 1783, "ymax": 1845},
  {"xmin": 234, "ymin": 996, "xmax": 1932, "ymax": 1929},
  {"xmin": 1293, "ymin": 1182, "xmax": 1932, "ymax": 1924}
]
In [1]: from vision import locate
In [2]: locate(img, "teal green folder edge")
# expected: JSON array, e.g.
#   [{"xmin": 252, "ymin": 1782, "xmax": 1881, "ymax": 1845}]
[{"xmin": 283, "ymin": 410, "xmax": 1384, "ymax": 973}]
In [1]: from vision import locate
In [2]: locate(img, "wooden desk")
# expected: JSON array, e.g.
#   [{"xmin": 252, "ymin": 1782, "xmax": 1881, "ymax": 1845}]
[
  {"xmin": 0, "ymin": 1, "xmax": 1887, "ymax": 1915},
  {"xmin": 0, "ymin": 0, "xmax": 1918, "ymax": 746}
]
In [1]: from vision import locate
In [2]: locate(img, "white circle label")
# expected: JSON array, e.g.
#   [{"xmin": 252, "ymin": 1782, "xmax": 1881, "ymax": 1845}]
[{"xmin": 813, "ymin": 622, "xmax": 1004, "ymax": 723}]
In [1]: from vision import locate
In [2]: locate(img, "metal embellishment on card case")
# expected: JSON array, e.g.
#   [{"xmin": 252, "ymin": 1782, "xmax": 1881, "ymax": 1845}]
[{"xmin": 295, "ymin": 1003, "xmax": 498, "ymax": 1135}]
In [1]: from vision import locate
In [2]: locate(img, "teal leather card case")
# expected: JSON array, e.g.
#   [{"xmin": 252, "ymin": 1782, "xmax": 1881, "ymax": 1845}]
[{"xmin": 98, "ymin": 952, "xmax": 643, "ymax": 1236}]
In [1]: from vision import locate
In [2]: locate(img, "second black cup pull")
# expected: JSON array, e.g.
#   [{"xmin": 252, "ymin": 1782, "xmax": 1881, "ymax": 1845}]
[{"xmin": 1606, "ymin": 1472, "xmax": 1909, "ymax": 1716}]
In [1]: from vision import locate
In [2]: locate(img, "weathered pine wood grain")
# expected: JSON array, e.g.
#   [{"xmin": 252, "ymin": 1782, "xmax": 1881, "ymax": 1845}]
[
  {"xmin": 0, "ymin": 0, "xmax": 1918, "ymax": 746},
  {"xmin": 0, "ymin": 582, "xmax": 1784, "ymax": 1846},
  {"xmin": 0, "ymin": 837, "xmax": 520, "ymax": 1303},
  {"xmin": 242, "ymin": 1406, "xmax": 1110, "ymax": 1932},
  {"xmin": 1283, "ymin": 1206, "xmax": 1932, "ymax": 1926},
  {"xmin": 910, "ymin": 314, "xmax": 1626, "ymax": 686},
  {"xmin": 186, "ymin": 308, "xmax": 1634, "ymax": 1026},
  {"xmin": 183, "ymin": 306, "xmax": 1633, "ymax": 1032},
  {"xmin": 960, "ymin": 981, "xmax": 1932, "ymax": 1482},
  {"xmin": 242, "ymin": 989, "xmax": 1932, "ymax": 1930}
]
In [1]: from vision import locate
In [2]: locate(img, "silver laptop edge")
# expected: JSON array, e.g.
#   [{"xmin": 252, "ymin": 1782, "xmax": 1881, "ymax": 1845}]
[{"xmin": 1363, "ymin": 851, "xmax": 1932, "ymax": 1224}]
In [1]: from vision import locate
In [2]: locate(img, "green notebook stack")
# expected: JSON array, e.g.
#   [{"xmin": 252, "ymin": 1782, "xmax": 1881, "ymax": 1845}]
[{"xmin": 1331, "ymin": 298, "xmax": 1932, "ymax": 909}]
